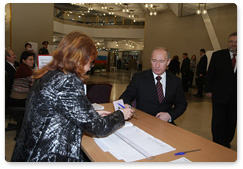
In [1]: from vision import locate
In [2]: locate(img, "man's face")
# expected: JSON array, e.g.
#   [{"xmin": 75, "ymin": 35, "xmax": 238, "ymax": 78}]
[
  {"xmin": 44, "ymin": 44, "xmax": 48, "ymax": 49},
  {"xmin": 228, "ymin": 35, "xmax": 237, "ymax": 53},
  {"xmin": 151, "ymin": 49, "xmax": 170, "ymax": 75},
  {"xmin": 182, "ymin": 54, "xmax": 187, "ymax": 59},
  {"xmin": 6, "ymin": 50, "xmax": 16, "ymax": 64}
]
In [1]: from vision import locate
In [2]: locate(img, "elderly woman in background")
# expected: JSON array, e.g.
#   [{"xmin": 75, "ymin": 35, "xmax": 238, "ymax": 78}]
[{"xmin": 11, "ymin": 32, "xmax": 134, "ymax": 162}]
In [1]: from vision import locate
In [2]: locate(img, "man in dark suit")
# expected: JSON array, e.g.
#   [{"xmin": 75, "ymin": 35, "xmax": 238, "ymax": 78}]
[
  {"xmin": 181, "ymin": 53, "xmax": 190, "ymax": 92},
  {"xmin": 205, "ymin": 32, "xmax": 237, "ymax": 148},
  {"xmin": 5, "ymin": 49, "xmax": 17, "ymax": 88},
  {"xmin": 194, "ymin": 49, "xmax": 208, "ymax": 97},
  {"xmin": 120, "ymin": 47, "xmax": 187, "ymax": 124}
]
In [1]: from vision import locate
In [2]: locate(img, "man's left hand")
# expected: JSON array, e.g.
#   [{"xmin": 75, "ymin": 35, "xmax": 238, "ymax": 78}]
[{"xmin": 156, "ymin": 112, "xmax": 171, "ymax": 122}]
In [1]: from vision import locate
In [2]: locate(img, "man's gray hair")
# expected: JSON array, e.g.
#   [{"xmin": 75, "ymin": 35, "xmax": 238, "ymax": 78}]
[{"xmin": 150, "ymin": 47, "xmax": 170, "ymax": 59}]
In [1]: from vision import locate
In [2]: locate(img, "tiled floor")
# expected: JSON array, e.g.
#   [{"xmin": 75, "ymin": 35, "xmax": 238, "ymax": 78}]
[{"xmin": 5, "ymin": 69, "xmax": 237, "ymax": 162}]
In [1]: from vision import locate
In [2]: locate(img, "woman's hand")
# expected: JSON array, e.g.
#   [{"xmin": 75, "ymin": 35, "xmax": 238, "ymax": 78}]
[{"xmin": 97, "ymin": 110, "xmax": 112, "ymax": 117}]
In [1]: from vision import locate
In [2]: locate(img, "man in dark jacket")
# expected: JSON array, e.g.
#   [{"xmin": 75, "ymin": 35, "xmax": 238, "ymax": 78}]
[
  {"xmin": 181, "ymin": 53, "xmax": 190, "ymax": 92},
  {"xmin": 205, "ymin": 32, "xmax": 237, "ymax": 148},
  {"xmin": 5, "ymin": 49, "xmax": 17, "ymax": 88},
  {"xmin": 39, "ymin": 41, "xmax": 49, "ymax": 55},
  {"xmin": 120, "ymin": 47, "xmax": 187, "ymax": 125},
  {"xmin": 194, "ymin": 49, "xmax": 208, "ymax": 97}
]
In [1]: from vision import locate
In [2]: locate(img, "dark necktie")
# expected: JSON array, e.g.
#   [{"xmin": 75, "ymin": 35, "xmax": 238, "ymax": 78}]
[
  {"xmin": 232, "ymin": 53, "xmax": 236, "ymax": 68},
  {"xmin": 156, "ymin": 76, "xmax": 164, "ymax": 103}
]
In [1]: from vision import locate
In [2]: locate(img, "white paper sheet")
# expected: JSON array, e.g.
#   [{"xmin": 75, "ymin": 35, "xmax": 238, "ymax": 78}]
[
  {"xmin": 170, "ymin": 157, "xmax": 192, "ymax": 162},
  {"xmin": 93, "ymin": 122, "xmax": 176, "ymax": 162},
  {"xmin": 92, "ymin": 103, "xmax": 104, "ymax": 110}
]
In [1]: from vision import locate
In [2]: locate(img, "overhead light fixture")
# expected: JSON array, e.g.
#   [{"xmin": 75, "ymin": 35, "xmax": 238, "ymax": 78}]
[
  {"xmin": 109, "ymin": 8, "xmax": 114, "ymax": 15},
  {"xmin": 122, "ymin": 4, "xmax": 129, "ymax": 13},
  {"xmin": 196, "ymin": 3, "xmax": 207, "ymax": 15},
  {"xmin": 101, "ymin": 3, "xmax": 107, "ymax": 10},
  {"xmin": 154, "ymin": 7, "xmax": 157, "ymax": 15},
  {"xmin": 202, "ymin": 3, "xmax": 207, "ymax": 14},
  {"xmin": 196, "ymin": 3, "xmax": 201, "ymax": 15}
]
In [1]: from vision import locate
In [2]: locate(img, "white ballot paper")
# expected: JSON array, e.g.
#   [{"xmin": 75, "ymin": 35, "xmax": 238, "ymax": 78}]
[
  {"xmin": 94, "ymin": 122, "xmax": 176, "ymax": 162},
  {"xmin": 92, "ymin": 103, "xmax": 104, "ymax": 110},
  {"xmin": 170, "ymin": 157, "xmax": 192, "ymax": 162}
]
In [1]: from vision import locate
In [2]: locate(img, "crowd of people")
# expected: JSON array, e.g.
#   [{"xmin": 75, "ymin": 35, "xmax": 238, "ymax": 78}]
[{"xmin": 5, "ymin": 31, "xmax": 237, "ymax": 161}]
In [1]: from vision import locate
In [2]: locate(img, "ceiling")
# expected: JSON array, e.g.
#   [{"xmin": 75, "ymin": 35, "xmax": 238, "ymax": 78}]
[{"xmin": 53, "ymin": 3, "xmax": 232, "ymax": 51}]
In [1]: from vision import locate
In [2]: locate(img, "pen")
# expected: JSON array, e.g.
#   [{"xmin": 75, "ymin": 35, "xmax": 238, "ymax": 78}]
[
  {"xmin": 118, "ymin": 103, "xmax": 138, "ymax": 117},
  {"xmin": 174, "ymin": 149, "xmax": 201, "ymax": 155},
  {"xmin": 118, "ymin": 103, "xmax": 125, "ymax": 108}
]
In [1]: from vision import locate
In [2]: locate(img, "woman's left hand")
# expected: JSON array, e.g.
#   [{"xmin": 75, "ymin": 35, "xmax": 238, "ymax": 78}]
[{"xmin": 97, "ymin": 110, "xmax": 112, "ymax": 117}]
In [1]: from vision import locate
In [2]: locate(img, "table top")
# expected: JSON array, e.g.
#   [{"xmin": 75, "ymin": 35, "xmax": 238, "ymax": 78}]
[{"xmin": 81, "ymin": 103, "xmax": 237, "ymax": 162}]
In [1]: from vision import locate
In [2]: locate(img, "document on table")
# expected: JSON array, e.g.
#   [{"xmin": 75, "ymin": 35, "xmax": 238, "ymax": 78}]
[
  {"xmin": 170, "ymin": 157, "xmax": 191, "ymax": 162},
  {"xmin": 92, "ymin": 103, "xmax": 104, "ymax": 110},
  {"xmin": 94, "ymin": 122, "xmax": 176, "ymax": 162}
]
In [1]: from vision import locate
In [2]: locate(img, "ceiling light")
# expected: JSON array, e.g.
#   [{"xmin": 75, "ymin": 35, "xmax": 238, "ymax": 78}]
[
  {"xmin": 202, "ymin": 9, "xmax": 207, "ymax": 14},
  {"xmin": 202, "ymin": 3, "xmax": 207, "ymax": 14},
  {"xmin": 196, "ymin": 3, "xmax": 201, "ymax": 15},
  {"xmin": 123, "ymin": 4, "xmax": 129, "ymax": 13}
]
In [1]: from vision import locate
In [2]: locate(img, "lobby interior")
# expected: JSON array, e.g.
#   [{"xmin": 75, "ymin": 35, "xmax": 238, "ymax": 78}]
[{"xmin": 5, "ymin": 3, "xmax": 237, "ymax": 162}]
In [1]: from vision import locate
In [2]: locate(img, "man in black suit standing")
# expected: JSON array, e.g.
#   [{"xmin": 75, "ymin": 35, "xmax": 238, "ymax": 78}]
[
  {"xmin": 120, "ymin": 47, "xmax": 187, "ymax": 124},
  {"xmin": 181, "ymin": 53, "xmax": 190, "ymax": 92},
  {"xmin": 205, "ymin": 32, "xmax": 237, "ymax": 148},
  {"xmin": 5, "ymin": 49, "xmax": 17, "ymax": 88},
  {"xmin": 194, "ymin": 49, "xmax": 208, "ymax": 97}
]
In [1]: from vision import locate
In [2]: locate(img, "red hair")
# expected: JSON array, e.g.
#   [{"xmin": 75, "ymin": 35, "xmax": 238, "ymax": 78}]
[{"xmin": 33, "ymin": 32, "xmax": 97, "ymax": 81}]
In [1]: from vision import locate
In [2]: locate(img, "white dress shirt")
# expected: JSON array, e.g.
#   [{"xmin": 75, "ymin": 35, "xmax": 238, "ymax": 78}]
[{"xmin": 229, "ymin": 51, "xmax": 237, "ymax": 73}]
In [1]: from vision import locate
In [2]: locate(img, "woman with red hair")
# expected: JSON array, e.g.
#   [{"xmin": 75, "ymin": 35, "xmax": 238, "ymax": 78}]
[{"xmin": 11, "ymin": 32, "xmax": 133, "ymax": 162}]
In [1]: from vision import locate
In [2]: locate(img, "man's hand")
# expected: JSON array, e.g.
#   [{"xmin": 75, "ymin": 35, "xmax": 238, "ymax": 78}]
[
  {"xmin": 156, "ymin": 112, "xmax": 171, "ymax": 122},
  {"xmin": 124, "ymin": 104, "xmax": 131, "ymax": 108},
  {"xmin": 205, "ymin": 92, "xmax": 212, "ymax": 98}
]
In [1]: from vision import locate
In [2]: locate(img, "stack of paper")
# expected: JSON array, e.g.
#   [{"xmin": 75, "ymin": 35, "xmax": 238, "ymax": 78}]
[
  {"xmin": 92, "ymin": 103, "xmax": 104, "ymax": 110},
  {"xmin": 94, "ymin": 122, "xmax": 176, "ymax": 162}
]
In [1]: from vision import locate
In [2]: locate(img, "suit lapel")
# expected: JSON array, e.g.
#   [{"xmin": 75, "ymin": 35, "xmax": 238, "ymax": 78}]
[
  {"xmin": 146, "ymin": 69, "xmax": 160, "ymax": 103},
  {"xmin": 224, "ymin": 49, "xmax": 235, "ymax": 73},
  {"xmin": 164, "ymin": 71, "xmax": 172, "ymax": 102}
]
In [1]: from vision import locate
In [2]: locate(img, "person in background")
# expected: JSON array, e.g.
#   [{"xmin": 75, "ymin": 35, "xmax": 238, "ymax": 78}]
[
  {"xmin": 9, "ymin": 51, "xmax": 35, "ymax": 107},
  {"xmin": 21, "ymin": 43, "xmax": 36, "ymax": 68},
  {"xmin": 11, "ymin": 32, "xmax": 134, "ymax": 162},
  {"xmin": 194, "ymin": 49, "xmax": 207, "ymax": 98},
  {"xmin": 189, "ymin": 55, "xmax": 196, "ymax": 88},
  {"xmin": 168, "ymin": 55, "xmax": 180, "ymax": 75},
  {"xmin": 120, "ymin": 47, "xmax": 187, "ymax": 125},
  {"xmin": 128, "ymin": 56, "xmax": 137, "ymax": 80},
  {"xmin": 205, "ymin": 32, "xmax": 237, "ymax": 148},
  {"xmin": 39, "ymin": 41, "xmax": 49, "ymax": 55},
  {"xmin": 180, "ymin": 53, "xmax": 190, "ymax": 92},
  {"xmin": 5, "ymin": 49, "xmax": 17, "ymax": 89},
  {"xmin": 23, "ymin": 43, "xmax": 34, "ymax": 53}
]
